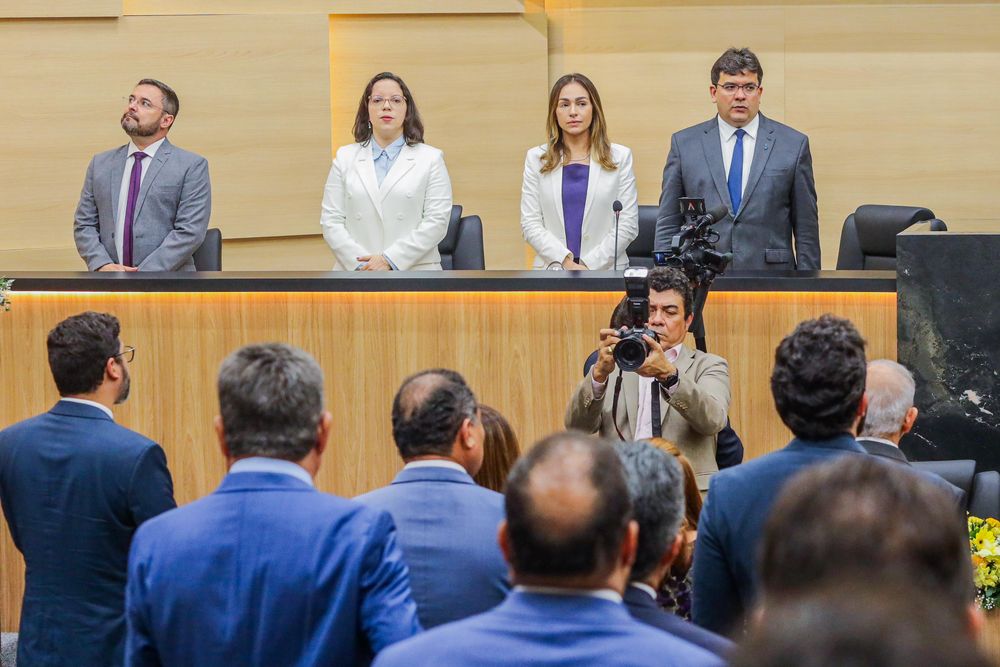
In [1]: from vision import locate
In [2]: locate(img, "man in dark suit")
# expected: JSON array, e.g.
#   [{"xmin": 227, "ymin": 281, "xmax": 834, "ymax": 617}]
[
  {"xmin": 857, "ymin": 359, "xmax": 966, "ymax": 506},
  {"xmin": 615, "ymin": 441, "xmax": 734, "ymax": 658},
  {"xmin": 0, "ymin": 311, "xmax": 176, "ymax": 667},
  {"xmin": 654, "ymin": 48, "xmax": 820, "ymax": 270},
  {"xmin": 692, "ymin": 314, "xmax": 869, "ymax": 635},
  {"xmin": 125, "ymin": 344, "xmax": 421, "ymax": 666},
  {"xmin": 374, "ymin": 432, "xmax": 723, "ymax": 667},
  {"xmin": 74, "ymin": 78, "xmax": 211, "ymax": 272},
  {"xmin": 357, "ymin": 369, "xmax": 510, "ymax": 628}
]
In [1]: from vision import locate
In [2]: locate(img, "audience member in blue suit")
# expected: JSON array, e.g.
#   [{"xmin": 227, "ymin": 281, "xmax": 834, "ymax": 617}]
[
  {"xmin": 614, "ymin": 441, "xmax": 734, "ymax": 659},
  {"xmin": 692, "ymin": 314, "xmax": 871, "ymax": 635},
  {"xmin": 374, "ymin": 432, "xmax": 724, "ymax": 667},
  {"xmin": 357, "ymin": 368, "xmax": 510, "ymax": 628},
  {"xmin": 0, "ymin": 311, "xmax": 176, "ymax": 667},
  {"xmin": 125, "ymin": 343, "xmax": 421, "ymax": 667}
]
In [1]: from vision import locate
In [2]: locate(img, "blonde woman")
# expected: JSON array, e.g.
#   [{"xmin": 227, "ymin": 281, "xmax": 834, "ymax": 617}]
[{"xmin": 520, "ymin": 73, "xmax": 638, "ymax": 270}]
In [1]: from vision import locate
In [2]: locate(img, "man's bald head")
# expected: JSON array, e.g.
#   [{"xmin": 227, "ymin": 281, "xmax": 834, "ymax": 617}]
[
  {"xmin": 391, "ymin": 368, "xmax": 477, "ymax": 459},
  {"xmin": 860, "ymin": 360, "xmax": 917, "ymax": 441},
  {"xmin": 504, "ymin": 432, "xmax": 632, "ymax": 582}
]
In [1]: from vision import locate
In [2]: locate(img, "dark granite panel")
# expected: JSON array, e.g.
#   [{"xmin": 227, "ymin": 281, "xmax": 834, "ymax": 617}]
[{"xmin": 898, "ymin": 233, "xmax": 1000, "ymax": 471}]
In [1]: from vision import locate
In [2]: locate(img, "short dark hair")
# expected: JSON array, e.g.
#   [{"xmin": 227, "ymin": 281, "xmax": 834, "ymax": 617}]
[
  {"xmin": 505, "ymin": 432, "xmax": 632, "ymax": 580},
  {"xmin": 391, "ymin": 369, "xmax": 477, "ymax": 459},
  {"xmin": 137, "ymin": 78, "xmax": 179, "ymax": 117},
  {"xmin": 648, "ymin": 267, "xmax": 693, "ymax": 319},
  {"xmin": 770, "ymin": 314, "xmax": 867, "ymax": 440},
  {"xmin": 759, "ymin": 456, "xmax": 973, "ymax": 608},
  {"xmin": 352, "ymin": 72, "xmax": 424, "ymax": 146},
  {"xmin": 733, "ymin": 583, "xmax": 990, "ymax": 667},
  {"xmin": 47, "ymin": 311, "xmax": 122, "ymax": 396},
  {"xmin": 615, "ymin": 441, "xmax": 685, "ymax": 582},
  {"xmin": 217, "ymin": 343, "xmax": 324, "ymax": 461},
  {"xmin": 711, "ymin": 48, "xmax": 764, "ymax": 86}
]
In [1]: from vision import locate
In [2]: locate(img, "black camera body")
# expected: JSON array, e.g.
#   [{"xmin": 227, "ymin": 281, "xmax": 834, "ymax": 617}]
[
  {"xmin": 614, "ymin": 267, "xmax": 660, "ymax": 372},
  {"xmin": 652, "ymin": 197, "xmax": 733, "ymax": 284}
]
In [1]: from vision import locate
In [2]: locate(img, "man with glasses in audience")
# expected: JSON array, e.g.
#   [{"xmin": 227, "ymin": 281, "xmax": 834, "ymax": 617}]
[
  {"xmin": 74, "ymin": 78, "xmax": 211, "ymax": 272},
  {"xmin": 654, "ymin": 48, "xmax": 819, "ymax": 271},
  {"xmin": 0, "ymin": 311, "xmax": 176, "ymax": 667}
]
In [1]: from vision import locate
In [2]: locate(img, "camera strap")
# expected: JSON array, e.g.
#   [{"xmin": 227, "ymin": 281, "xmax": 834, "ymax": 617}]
[{"xmin": 611, "ymin": 374, "xmax": 625, "ymax": 441}]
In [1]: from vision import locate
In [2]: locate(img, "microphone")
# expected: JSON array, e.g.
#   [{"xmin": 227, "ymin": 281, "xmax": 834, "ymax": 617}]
[
  {"xmin": 612, "ymin": 200, "xmax": 623, "ymax": 271},
  {"xmin": 696, "ymin": 204, "xmax": 729, "ymax": 226}
]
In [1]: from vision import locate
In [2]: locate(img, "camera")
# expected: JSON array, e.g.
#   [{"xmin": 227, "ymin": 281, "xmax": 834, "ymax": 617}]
[
  {"xmin": 614, "ymin": 267, "xmax": 660, "ymax": 372},
  {"xmin": 653, "ymin": 197, "xmax": 733, "ymax": 284}
]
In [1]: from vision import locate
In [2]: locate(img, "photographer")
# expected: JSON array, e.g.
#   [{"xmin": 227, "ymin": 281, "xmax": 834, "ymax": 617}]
[{"xmin": 565, "ymin": 267, "xmax": 731, "ymax": 490}]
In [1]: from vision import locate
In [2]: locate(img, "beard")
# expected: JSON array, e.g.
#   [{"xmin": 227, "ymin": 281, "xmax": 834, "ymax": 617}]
[
  {"xmin": 121, "ymin": 112, "xmax": 160, "ymax": 137},
  {"xmin": 115, "ymin": 366, "xmax": 131, "ymax": 405}
]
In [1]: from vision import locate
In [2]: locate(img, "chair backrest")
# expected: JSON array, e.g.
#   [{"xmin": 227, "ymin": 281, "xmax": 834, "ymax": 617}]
[
  {"xmin": 971, "ymin": 471, "xmax": 1000, "ymax": 520},
  {"xmin": 438, "ymin": 204, "xmax": 485, "ymax": 270},
  {"xmin": 912, "ymin": 459, "xmax": 976, "ymax": 506},
  {"xmin": 836, "ymin": 205, "xmax": 945, "ymax": 270},
  {"xmin": 625, "ymin": 205, "xmax": 658, "ymax": 268},
  {"xmin": 193, "ymin": 228, "xmax": 222, "ymax": 271}
]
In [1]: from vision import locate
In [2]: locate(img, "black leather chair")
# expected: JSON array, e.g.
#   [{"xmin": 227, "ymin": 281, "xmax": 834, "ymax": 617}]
[
  {"xmin": 912, "ymin": 459, "xmax": 976, "ymax": 510},
  {"xmin": 624, "ymin": 205, "xmax": 658, "ymax": 268},
  {"xmin": 438, "ymin": 204, "xmax": 485, "ymax": 270},
  {"xmin": 836, "ymin": 205, "xmax": 946, "ymax": 270},
  {"xmin": 971, "ymin": 470, "xmax": 1000, "ymax": 519},
  {"xmin": 193, "ymin": 228, "xmax": 222, "ymax": 271}
]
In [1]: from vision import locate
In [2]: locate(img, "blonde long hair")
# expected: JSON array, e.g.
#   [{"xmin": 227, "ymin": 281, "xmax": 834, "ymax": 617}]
[{"xmin": 539, "ymin": 73, "xmax": 617, "ymax": 174}]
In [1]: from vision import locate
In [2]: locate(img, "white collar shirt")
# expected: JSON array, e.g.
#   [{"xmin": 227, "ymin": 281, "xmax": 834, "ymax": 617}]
[
  {"xmin": 115, "ymin": 137, "xmax": 166, "ymax": 264},
  {"xmin": 718, "ymin": 113, "xmax": 759, "ymax": 201}
]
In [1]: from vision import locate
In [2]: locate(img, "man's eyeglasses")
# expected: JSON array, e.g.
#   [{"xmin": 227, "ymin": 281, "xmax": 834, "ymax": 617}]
[
  {"xmin": 369, "ymin": 95, "xmax": 406, "ymax": 108},
  {"xmin": 122, "ymin": 96, "xmax": 166, "ymax": 112},
  {"xmin": 115, "ymin": 346, "xmax": 136, "ymax": 363},
  {"xmin": 715, "ymin": 83, "xmax": 759, "ymax": 95}
]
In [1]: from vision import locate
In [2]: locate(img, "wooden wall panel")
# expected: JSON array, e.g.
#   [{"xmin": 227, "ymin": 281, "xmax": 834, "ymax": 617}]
[
  {"xmin": 0, "ymin": 1, "xmax": 120, "ymax": 17},
  {"xmin": 328, "ymin": 14, "xmax": 549, "ymax": 269},
  {"xmin": 0, "ymin": 288, "xmax": 894, "ymax": 627},
  {"xmin": 125, "ymin": 0, "xmax": 524, "ymax": 14},
  {"xmin": 0, "ymin": 14, "xmax": 330, "ymax": 262}
]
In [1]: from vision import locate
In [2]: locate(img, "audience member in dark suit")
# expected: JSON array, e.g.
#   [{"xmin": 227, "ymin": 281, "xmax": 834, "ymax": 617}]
[
  {"xmin": 472, "ymin": 403, "xmax": 521, "ymax": 493},
  {"xmin": 692, "ymin": 314, "xmax": 869, "ymax": 635},
  {"xmin": 858, "ymin": 359, "xmax": 966, "ymax": 507},
  {"xmin": 734, "ymin": 583, "xmax": 990, "ymax": 667},
  {"xmin": 125, "ymin": 344, "xmax": 420, "ymax": 666},
  {"xmin": 615, "ymin": 441, "xmax": 734, "ymax": 659},
  {"xmin": 374, "ymin": 432, "xmax": 724, "ymax": 667},
  {"xmin": 0, "ymin": 312, "xmax": 176, "ymax": 667},
  {"xmin": 755, "ymin": 456, "xmax": 980, "ymax": 636},
  {"xmin": 654, "ymin": 48, "xmax": 819, "ymax": 270},
  {"xmin": 357, "ymin": 370, "xmax": 510, "ymax": 628}
]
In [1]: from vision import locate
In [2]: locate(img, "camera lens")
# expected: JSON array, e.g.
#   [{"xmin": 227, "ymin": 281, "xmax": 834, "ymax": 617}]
[{"xmin": 614, "ymin": 335, "xmax": 649, "ymax": 372}]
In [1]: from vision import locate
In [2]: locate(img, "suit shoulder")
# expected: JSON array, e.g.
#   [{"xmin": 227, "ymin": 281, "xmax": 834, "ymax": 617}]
[
  {"xmin": 690, "ymin": 348, "xmax": 728, "ymax": 368},
  {"xmin": 673, "ymin": 118, "xmax": 716, "ymax": 140},
  {"xmin": 762, "ymin": 115, "xmax": 809, "ymax": 142},
  {"xmin": 610, "ymin": 143, "xmax": 632, "ymax": 158},
  {"xmin": 166, "ymin": 143, "xmax": 208, "ymax": 164},
  {"xmin": 411, "ymin": 142, "xmax": 444, "ymax": 160}
]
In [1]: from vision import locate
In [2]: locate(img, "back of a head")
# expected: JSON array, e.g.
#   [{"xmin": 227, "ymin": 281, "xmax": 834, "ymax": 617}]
[
  {"xmin": 391, "ymin": 369, "xmax": 477, "ymax": 459},
  {"xmin": 217, "ymin": 343, "xmax": 324, "ymax": 461},
  {"xmin": 770, "ymin": 314, "xmax": 867, "ymax": 440},
  {"xmin": 734, "ymin": 582, "xmax": 989, "ymax": 667},
  {"xmin": 505, "ymin": 432, "xmax": 631, "ymax": 582},
  {"xmin": 759, "ymin": 455, "xmax": 972, "ymax": 610},
  {"xmin": 614, "ymin": 441, "xmax": 685, "ymax": 582},
  {"xmin": 47, "ymin": 311, "xmax": 121, "ymax": 396},
  {"xmin": 472, "ymin": 404, "xmax": 520, "ymax": 492},
  {"xmin": 860, "ymin": 359, "xmax": 916, "ymax": 439}
]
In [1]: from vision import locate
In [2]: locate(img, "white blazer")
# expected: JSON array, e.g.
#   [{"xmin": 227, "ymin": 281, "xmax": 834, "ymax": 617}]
[
  {"xmin": 520, "ymin": 142, "xmax": 639, "ymax": 270},
  {"xmin": 320, "ymin": 141, "xmax": 453, "ymax": 270}
]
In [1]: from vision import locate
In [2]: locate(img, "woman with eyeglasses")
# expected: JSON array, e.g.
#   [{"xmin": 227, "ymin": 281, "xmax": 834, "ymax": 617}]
[
  {"xmin": 321, "ymin": 72, "xmax": 452, "ymax": 271},
  {"xmin": 520, "ymin": 73, "xmax": 638, "ymax": 270}
]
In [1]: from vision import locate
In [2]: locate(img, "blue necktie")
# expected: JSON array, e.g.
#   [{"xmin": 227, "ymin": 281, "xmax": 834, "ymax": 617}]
[{"xmin": 727, "ymin": 128, "xmax": 746, "ymax": 216}]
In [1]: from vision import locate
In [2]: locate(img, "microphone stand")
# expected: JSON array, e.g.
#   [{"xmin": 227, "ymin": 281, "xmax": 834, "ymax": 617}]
[{"xmin": 612, "ymin": 206, "xmax": 622, "ymax": 271}]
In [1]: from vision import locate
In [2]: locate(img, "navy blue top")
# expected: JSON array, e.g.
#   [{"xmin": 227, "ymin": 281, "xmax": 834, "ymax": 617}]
[{"xmin": 561, "ymin": 164, "xmax": 589, "ymax": 259}]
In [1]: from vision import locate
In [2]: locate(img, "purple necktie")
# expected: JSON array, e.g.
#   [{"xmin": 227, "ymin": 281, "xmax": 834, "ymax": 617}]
[{"xmin": 122, "ymin": 151, "xmax": 148, "ymax": 267}]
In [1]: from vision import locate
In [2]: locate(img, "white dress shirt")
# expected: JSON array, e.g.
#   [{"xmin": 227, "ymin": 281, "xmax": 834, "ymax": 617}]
[
  {"xmin": 592, "ymin": 343, "xmax": 683, "ymax": 440},
  {"xmin": 115, "ymin": 137, "xmax": 166, "ymax": 263},
  {"xmin": 718, "ymin": 114, "xmax": 759, "ymax": 200},
  {"xmin": 403, "ymin": 459, "xmax": 468, "ymax": 474},
  {"xmin": 514, "ymin": 585, "xmax": 623, "ymax": 604},
  {"xmin": 229, "ymin": 456, "xmax": 314, "ymax": 487},
  {"xmin": 59, "ymin": 397, "xmax": 113, "ymax": 420}
]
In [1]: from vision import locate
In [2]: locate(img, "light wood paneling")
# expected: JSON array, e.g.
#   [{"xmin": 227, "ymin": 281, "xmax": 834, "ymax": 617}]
[
  {"xmin": 0, "ymin": 1, "xmax": 120, "ymax": 17},
  {"xmin": 0, "ymin": 13, "xmax": 330, "ymax": 257},
  {"xmin": 0, "ymin": 288, "xmax": 894, "ymax": 627},
  {"xmin": 329, "ymin": 14, "xmax": 549, "ymax": 269},
  {"xmin": 125, "ymin": 0, "xmax": 524, "ymax": 15}
]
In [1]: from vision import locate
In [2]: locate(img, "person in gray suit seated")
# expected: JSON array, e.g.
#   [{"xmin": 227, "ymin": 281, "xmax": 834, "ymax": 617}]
[
  {"xmin": 74, "ymin": 79, "xmax": 211, "ymax": 272},
  {"xmin": 654, "ymin": 48, "xmax": 819, "ymax": 271}
]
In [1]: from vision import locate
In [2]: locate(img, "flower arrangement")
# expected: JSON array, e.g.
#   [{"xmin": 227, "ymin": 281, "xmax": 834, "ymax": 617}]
[
  {"xmin": 0, "ymin": 277, "xmax": 12, "ymax": 312},
  {"xmin": 969, "ymin": 515, "xmax": 1000, "ymax": 610}
]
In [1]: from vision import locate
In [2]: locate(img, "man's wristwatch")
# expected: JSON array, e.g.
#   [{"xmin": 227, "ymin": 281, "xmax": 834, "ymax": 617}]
[{"xmin": 658, "ymin": 370, "xmax": 680, "ymax": 391}]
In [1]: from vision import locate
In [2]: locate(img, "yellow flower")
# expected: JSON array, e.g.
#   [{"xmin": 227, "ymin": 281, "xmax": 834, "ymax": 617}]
[
  {"xmin": 975, "ymin": 529, "xmax": 996, "ymax": 551},
  {"xmin": 987, "ymin": 517, "xmax": 1000, "ymax": 529}
]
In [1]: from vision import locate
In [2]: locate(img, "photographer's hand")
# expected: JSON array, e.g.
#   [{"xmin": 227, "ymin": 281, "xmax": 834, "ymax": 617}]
[
  {"xmin": 592, "ymin": 329, "xmax": 622, "ymax": 384},
  {"xmin": 635, "ymin": 334, "xmax": 677, "ymax": 382}
]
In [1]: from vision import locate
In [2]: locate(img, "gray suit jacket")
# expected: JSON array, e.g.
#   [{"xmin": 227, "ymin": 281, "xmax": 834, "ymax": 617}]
[
  {"xmin": 654, "ymin": 114, "xmax": 819, "ymax": 271},
  {"xmin": 565, "ymin": 344, "xmax": 730, "ymax": 490},
  {"xmin": 74, "ymin": 138, "xmax": 211, "ymax": 271}
]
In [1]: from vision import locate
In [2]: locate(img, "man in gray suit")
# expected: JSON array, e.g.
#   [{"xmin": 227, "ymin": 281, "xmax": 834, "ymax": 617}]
[
  {"xmin": 74, "ymin": 79, "xmax": 211, "ymax": 272},
  {"xmin": 654, "ymin": 48, "xmax": 819, "ymax": 271},
  {"xmin": 566, "ymin": 267, "xmax": 731, "ymax": 490}
]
